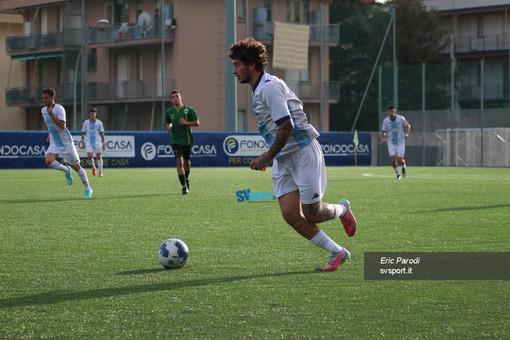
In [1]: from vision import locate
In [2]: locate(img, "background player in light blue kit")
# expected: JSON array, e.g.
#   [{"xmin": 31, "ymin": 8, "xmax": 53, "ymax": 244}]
[
  {"xmin": 41, "ymin": 88, "xmax": 92, "ymax": 198},
  {"xmin": 228, "ymin": 38, "xmax": 356, "ymax": 271},
  {"xmin": 381, "ymin": 104, "xmax": 411, "ymax": 179},
  {"xmin": 81, "ymin": 108, "xmax": 105, "ymax": 177}
]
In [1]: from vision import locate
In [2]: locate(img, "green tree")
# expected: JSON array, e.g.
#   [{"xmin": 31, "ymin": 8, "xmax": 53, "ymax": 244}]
[
  {"xmin": 329, "ymin": 0, "xmax": 392, "ymax": 131},
  {"xmin": 328, "ymin": 0, "xmax": 450, "ymax": 131},
  {"xmin": 394, "ymin": 0, "xmax": 449, "ymax": 65}
]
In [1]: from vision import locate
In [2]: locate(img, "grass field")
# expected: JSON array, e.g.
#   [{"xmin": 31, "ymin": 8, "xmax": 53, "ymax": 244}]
[{"xmin": 1, "ymin": 166, "xmax": 509, "ymax": 338}]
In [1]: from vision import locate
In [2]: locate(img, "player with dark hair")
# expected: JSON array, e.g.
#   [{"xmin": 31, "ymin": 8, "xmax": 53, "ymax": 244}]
[
  {"xmin": 41, "ymin": 88, "xmax": 92, "ymax": 198},
  {"xmin": 228, "ymin": 38, "xmax": 357, "ymax": 271},
  {"xmin": 165, "ymin": 90, "xmax": 200, "ymax": 195},
  {"xmin": 381, "ymin": 104, "xmax": 411, "ymax": 179},
  {"xmin": 81, "ymin": 108, "xmax": 105, "ymax": 177}
]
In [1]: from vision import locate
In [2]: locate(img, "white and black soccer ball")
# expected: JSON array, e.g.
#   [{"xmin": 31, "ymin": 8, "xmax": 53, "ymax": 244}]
[{"xmin": 157, "ymin": 238, "xmax": 189, "ymax": 269}]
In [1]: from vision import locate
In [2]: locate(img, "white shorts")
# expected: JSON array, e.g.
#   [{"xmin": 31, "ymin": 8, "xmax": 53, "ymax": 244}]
[
  {"xmin": 46, "ymin": 144, "xmax": 80, "ymax": 165},
  {"xmin": 86, "ymin": 145, "xmax": 103, "ymax": 154},
  {"xmin": 388, "ymin": 143, "xmax": 405, "ymax": 158},
  {"xmin": 272, "ymin": 139, "xmax": 326, "ymax": 204}
]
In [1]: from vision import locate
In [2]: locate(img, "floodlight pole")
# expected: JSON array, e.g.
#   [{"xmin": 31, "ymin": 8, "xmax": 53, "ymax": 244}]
[
  {"xmin": 392, "ymin": 4, "xmax": 398, "ymax": 108},
  {"xmin": 73, "ymin": 18, "xmax": 109, "ymax": 131},
  {"xmin": 351, "ymin": 13, "xmax": 394, "ymax": 132},
  {"xmin": 160, "ymin": 0, "xmax": 165, "ymax": 129}
]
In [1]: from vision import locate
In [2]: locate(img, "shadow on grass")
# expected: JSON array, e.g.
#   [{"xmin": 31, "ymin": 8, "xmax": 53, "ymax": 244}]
[
  {"xmin": 0, "ymin": 193, "xmax": 166, "ymax": 204},
  {"xmin": 117, "ymin": 268, "xmax": 168, "ymax": 275},
  {"xmin": 0, "ymin": 270, "xmax": 320, "ymax": 308},
  {"xmin": 412, "ymin": 203, "xmax": 510, "ymax": 213}
]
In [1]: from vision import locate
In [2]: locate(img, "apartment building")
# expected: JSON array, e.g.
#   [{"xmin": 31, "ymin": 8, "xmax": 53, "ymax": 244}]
[
  {"xmin": 1, "ymin": 0, "xmax": 339, "ymax": 132},
  {"xmin": 0, "ymin": 11, "xmax": 24, "ymax": 130},
  {"xmin": 424, "ymin": 0, "xmax": 510, "ymax": 106}
]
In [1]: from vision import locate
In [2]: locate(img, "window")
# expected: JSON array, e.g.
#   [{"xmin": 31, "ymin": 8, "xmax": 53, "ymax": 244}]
[
  {"xmin": 237, "ymin": 0, "xmax": 246, "ymax": 21},
  {"xmin": 263, "ymin": 0, "xmax": 272, "ymax": 22},
  {"xmin": 87, "ymin": 48, "xmax": 97, "ymax": 72},
  {"xmin": 477, "ymin": 16, "xmax": 483, "ymax": 37},
  {"xmin": 114, "ymin": 0, "xmax": 130, "ymax": 24},
  {"xmin": 238, "ymin": 109, "xmax": 247, "ymax": 131},
  {"xmin": 286, "ymin": 0, "xmax": 309, "ymax": 24}
]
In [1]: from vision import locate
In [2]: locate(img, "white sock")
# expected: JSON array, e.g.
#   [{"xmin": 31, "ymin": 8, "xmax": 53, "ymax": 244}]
[
  {"xmin": 90, "ymin": 158, "xmax": 96, "ymax": 169},
  {"xmin": 332, "ymin": 203, "xmax": 346, "ymax": 219},
  {"xmin": 310, "ymin": 230, "xmax": 344, "ymax": 255},
  {"xmin": 77, "ymin": 168, "xmax": 91, "ymax": 191},
  {"xmin": 98, "ymin": 159, "xmax": 103, "ymax": 173},
  {"xmin": 393, "ymin": 167, "xmax": 400, "ymax": 175},
  {"xmin": 49, "ymin": 160, "xmax": 68, "ymax": 172}
]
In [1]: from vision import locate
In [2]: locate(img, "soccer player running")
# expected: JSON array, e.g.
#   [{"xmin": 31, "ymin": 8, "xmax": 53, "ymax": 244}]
[
  {"xmin": 381, "ymin": 104, "xmax": 411, "ymax": 179},
  {"xmin": 228, "ymin": 38, "xmax": 356, "ymax": 271},
  {"xmin": 165, "ymin": 90, "xmax": 200, "ymax": 195},
  {"xmin": 81, "ymin": 108, "xmax": 106, "ymax": 177},
  {"xmin": 41, "ymin": 88, "xmax": 93, "ymax": 198}
]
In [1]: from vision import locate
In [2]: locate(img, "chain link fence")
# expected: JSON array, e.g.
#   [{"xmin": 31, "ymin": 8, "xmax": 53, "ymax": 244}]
[{"xmin": 378, "ymin": 62, "xmax": 510, "ymax": 167}]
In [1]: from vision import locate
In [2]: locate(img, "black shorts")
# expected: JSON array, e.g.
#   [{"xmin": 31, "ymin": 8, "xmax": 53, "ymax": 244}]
[{"xmin": 172, "ymin": 144, "xmax": 191, "ymax": 160}]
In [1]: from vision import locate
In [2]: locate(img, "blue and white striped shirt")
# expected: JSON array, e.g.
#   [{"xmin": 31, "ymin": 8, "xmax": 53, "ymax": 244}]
[
  {"xmin": 381, "ymin": 114, "xmax": 409, "ymax": 146},
  {"xmin": 251, "ymin": 72, "xmax": 319, "ymax": 157},
  {"xmin": 82, "ymin": 119, "xmax": 105, "ymax": 147},
  {"xmin": 42, "ymin": 103, "xmax": 73, "ymax": 148}
]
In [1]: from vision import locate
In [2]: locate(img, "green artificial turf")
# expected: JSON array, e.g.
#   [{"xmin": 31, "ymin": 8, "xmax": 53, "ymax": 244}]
[{"xmin": 0, "ymin": 166, "xmax": 509, "ymax": 338}]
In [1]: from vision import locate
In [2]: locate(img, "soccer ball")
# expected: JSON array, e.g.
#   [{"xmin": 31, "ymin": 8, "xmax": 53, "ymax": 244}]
[{"xmin": 157, "ymin": 238, "xmax": 189, "ymax": 269}]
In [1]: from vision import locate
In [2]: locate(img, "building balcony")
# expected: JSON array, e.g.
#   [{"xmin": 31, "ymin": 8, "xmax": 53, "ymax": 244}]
[
  {"xmin": 445, "ymin": 33, "xmax": 510, "ymax": 56},
  {"xmin": 86, "ymin": 79, "xmax": 175, "ymax": 103},
  {"xmin": 458, "ymin": 83, "xmax": 508, "ymax": 102},
  {"xmin": 286, "ymin": 81, "xmax": 340, "ymax": 103},
  {"xmin": 253, "ymin": 22, "xmax": 340, "ymax": 46},
  {"xmin": 6, "ymin": 29, "xmax": 81, "ymax": 56},
  {"xmin": 5, "ymin": 79, "xmax": 175, "ymax": 106},
  {"xmin": 87, "ymin": 23, "xmax": 174, "ymax": 48}
]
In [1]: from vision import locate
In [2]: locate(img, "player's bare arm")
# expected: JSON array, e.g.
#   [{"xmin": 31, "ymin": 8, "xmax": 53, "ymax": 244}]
[
  {"xmin": 101, "ymin": 132, "xmax": 106, "ymax": 150},
  {"xmin": 250, "ymin": 118, "xmax": 294, "ymax": 171},
  {"xmin": 405, "ymin": 124, "xmax": 411, "ymax": 138}
]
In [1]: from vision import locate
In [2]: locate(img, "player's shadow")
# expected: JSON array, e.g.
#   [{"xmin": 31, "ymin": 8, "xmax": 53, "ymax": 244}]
[
  {"xmin": 412, "ymin": 203, "xmax": 510, "ymax": 213},
  {"xmin": 0, "ymin": 270, "xmax": 321, "ymax": 308}
]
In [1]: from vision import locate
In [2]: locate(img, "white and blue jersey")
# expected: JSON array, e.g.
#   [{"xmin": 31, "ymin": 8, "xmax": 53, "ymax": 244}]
[
  {"xmin": 42, "ymin": 103, "xmax": 74, "ymax": 148},
  {"xmin": 381, "ymin": 114, "xmax": 409, "ymax": 146},
  {"xmin": 251, "ymin": 71, "xmax": 319, "ymax": 157},
  {"xmin": 82, "ymin": 119, "xmax": 105, "ymax": 147}
]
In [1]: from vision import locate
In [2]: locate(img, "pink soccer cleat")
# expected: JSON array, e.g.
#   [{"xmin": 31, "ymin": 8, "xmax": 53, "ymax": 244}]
[
  {"xmin": 321, "ymin": 250, "xmax": 351, "ymax": 271},
  {"xmin": 339, "ymin": 199, "xmax": 356, "ymax": 237}
]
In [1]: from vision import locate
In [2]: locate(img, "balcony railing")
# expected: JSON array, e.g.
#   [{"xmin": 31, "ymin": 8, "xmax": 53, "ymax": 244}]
[
  {"xmin": 458, "ymin": 83, "xmax": 508, "ymax": 101},
  {"xmin": 6, "ymin": 30, "xmax": 81, "ymax": 53},
  {"xmin": 253, "ymin": 22, "xmax": 340, "ymax": 43},
  {"xmin": 87, "ymin": 23, "xmax": 174, "ymax": 45},
  {"xmin": 446, "ymin": 33, "xmax": 510, "ymax": 54},
  {"xmin": 285, "ymin": 81, "xmax": 340, "ymax": 101},
  {"xmin": 87, "ymin": 80, "xmax": 175, "ymax": 101},
  {"xmin": 5, "ymin": 79, "xmax": 175, "ymax": 105}
]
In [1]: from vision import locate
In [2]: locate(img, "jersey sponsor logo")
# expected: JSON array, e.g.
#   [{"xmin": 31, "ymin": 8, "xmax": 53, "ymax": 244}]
[{"xmin": 223, "ymin": 135, "xmax": 269, "ymax": 157}]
